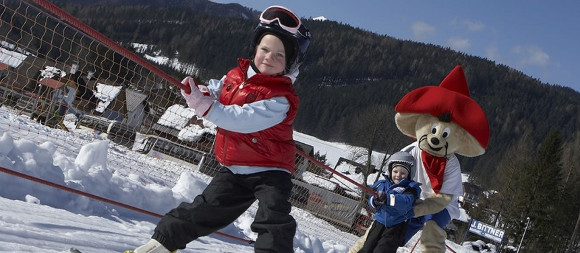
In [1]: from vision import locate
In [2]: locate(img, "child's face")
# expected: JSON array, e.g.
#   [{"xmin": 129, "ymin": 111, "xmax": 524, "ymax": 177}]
[
  {"xmin": 253, "ymin": 34, "xmax": 286, "ymax": 75},
  {"xmin": 391, "ymin": 165, "xmax": 409, "ymax": 184}
]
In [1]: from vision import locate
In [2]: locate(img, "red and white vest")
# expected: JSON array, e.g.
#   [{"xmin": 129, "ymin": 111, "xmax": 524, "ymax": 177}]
[{"xmin": 213, "ymin": 59, "xmax": 299, "ymax": 173}]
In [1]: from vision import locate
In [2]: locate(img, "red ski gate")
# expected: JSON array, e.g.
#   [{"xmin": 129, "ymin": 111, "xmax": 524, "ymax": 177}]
[{"xmin": 0, "ymin": 0, "xmax": 375, "ymax": 246}]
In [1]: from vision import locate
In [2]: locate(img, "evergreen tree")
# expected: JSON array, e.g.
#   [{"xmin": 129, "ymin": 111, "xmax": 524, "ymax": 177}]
[
  {"xmin": 489, "ymin": 130, "xmax": 568, "ymax": 252},
  {"xmin": 491, "ymin": 134, "xmax": 533, "ymax": 245},
  {"xmin": 313, "ymin": 151, "xmax": 329, "ymax": 167},
  {"xmin": 524, "ymin": 130, "xmax": 563, "ymax": 251}
]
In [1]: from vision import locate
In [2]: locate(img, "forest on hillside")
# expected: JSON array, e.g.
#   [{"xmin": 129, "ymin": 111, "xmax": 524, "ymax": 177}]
[{"xmin": 8, "ymin": 0, "xmax": 579, "ymax": 189}]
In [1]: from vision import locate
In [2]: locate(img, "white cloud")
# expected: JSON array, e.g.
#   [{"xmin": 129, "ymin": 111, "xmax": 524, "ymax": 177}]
[
  {"xmin": 512, "ymin": 45, "xmax": 550, "ymax": 67},
  {"xmin": 411, "ymin": 21, "xmax": 436, "ymax": 40},
  {"xmin": 447, "ymin": 36, "xmax": 471, "ymax": 52},
  {"xmin": 485, "ymin": 46, "xmax": 501, "ymax": 62},
  {"xmin": 464, "ymin": 20, "xmax": 484, "ymax": 32}
]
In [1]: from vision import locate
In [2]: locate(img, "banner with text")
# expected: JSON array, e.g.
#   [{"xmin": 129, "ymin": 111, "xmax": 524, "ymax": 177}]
[{"xmin": 468, "ymin": 219, "xmax": 505, "ymax": 243}]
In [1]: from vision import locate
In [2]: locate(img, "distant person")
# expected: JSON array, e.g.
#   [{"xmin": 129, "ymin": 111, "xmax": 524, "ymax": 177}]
[
  {"xmin": 70, "ymin": 71, "xmax": 98, "ymax": 111},
  {"xmin": 349, "ymin": 151, "xmax": 421, "ymax": 253},
  {"xmin": 130, "ymin": 5, "xmax": 311, "ymax": 253}
]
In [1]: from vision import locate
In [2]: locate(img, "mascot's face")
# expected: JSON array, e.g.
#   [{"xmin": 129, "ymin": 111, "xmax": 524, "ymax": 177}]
[{"xmin": 415, "ymin": 114, "xmax": 465, "ymax": 158}]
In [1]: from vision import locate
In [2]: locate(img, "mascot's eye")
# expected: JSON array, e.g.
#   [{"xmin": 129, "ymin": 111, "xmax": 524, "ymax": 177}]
[
  {"xmin": 442, "ymin": 127, "xmax": 451, "ymax": 138},
  {"xmin": 431, "ymin": 123, "xmax": 439, "ymax": 134}
]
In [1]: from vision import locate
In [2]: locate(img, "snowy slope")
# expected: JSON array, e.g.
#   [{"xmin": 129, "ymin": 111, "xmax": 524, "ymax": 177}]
[{"xmin": 0, "ymin": 106, "xmax": 486, "ymax": 252}]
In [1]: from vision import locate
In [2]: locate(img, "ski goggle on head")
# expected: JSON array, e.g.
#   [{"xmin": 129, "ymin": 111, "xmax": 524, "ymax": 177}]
[{"xmin": 259, "ymin": 5, "xmax": 301, "ymax": 35}]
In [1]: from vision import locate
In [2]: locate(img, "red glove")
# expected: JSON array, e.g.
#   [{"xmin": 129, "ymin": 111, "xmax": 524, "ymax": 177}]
[{"xmin": 181, "ymin": 76, "xmax": 210, "ymax": 96}]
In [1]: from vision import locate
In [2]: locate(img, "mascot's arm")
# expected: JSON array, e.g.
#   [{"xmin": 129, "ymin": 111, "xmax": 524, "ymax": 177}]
[{"xmin": 412, "ymin": 193, "xmax": 452, "ymax": 217}]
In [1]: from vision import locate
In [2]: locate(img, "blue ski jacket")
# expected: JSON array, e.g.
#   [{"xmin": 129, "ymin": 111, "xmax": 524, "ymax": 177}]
[{"xmin": 368, "ymin": 178, "xmax": 421, "ymax": 227}]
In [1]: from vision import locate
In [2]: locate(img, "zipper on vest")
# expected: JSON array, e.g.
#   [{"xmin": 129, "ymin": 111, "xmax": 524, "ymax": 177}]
[
  {"xmin": 226, "ymin": 80, "xmax": 245, "ymax": 105},
  {"xmin": 222, "ymin": 131, "xmax": 228, "ymax": 163}
]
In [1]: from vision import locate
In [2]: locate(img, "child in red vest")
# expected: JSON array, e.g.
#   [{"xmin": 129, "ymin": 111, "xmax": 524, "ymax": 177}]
[{"xmin": 132, "ymin": 5, "xmax": 311, "ymax": 253}]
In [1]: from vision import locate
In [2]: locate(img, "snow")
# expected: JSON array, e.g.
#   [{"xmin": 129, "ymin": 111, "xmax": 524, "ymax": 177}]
[
  {"xmin": 312, "ymin": 16, "xmax": 328, "ymax": 21},
  {"xmin": 94, "ymin": 83, "xmax": 123, "ymax": 113},
  {"xmin": 0, "ymin": 47, "xmax": 28, "ymax": 68},
  {"xmin": 144, "ymin": 54, "xmax": 169, "ymax": 65},
  {"xmin": 0, "ymin": 105, "xmax": 493, "ymax": 252},
  {"xmin": 40, "ymin": 66, "xmax": 67, "ymax": 79},
  {"xmin": 292, "ymin": 131, "xmax": 386, "ymax": 174},
  {"xmin": 129, "ymin": 43, "xmax": 201, "ymax": 77}
]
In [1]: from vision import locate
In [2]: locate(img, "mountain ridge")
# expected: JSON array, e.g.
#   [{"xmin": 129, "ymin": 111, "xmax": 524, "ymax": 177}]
[{"xmin": 42, "ymin": 0, "xmax": 580, "ymax": 188}]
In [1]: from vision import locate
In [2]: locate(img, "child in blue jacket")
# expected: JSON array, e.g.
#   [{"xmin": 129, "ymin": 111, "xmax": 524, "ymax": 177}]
[{"xmin": 350, "ymin": 151, "xmax": 421, "ymax": 253}]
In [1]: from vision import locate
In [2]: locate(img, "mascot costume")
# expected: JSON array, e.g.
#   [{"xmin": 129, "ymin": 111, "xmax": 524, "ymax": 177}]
[{"xmin": 395, "ymin": 65, "xmax": 490, "ymax": 252}]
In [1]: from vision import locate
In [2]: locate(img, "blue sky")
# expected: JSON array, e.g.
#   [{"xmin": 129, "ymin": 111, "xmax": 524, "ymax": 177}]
[{"xmin": 211, "ymin": 0, "xmax": 580, "ymax": 92}]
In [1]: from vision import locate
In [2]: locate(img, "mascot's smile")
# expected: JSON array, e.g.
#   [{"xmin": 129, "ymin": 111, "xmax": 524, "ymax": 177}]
[
  {"xmin": 419, "ymin": 135, "xmax": 443, "ymax": 152},
  {"xmin": 428, "ymin": 143, "xmax": 443, "ymax": 152}
]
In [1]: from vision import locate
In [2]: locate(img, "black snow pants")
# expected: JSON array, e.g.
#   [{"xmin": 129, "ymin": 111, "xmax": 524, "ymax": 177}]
[
  {"xmin": 152, "ymin": 167, "xmax": 296, "ymax": 253},
  {"xmin": 358, "ymin": 220, "xmax": 408, "ymax": 253}
]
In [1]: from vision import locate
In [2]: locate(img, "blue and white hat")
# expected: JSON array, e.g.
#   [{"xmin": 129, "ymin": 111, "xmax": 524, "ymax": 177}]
[{"xmin": 384, "ymin": 151, "xmax": 415, "ymax": 180}]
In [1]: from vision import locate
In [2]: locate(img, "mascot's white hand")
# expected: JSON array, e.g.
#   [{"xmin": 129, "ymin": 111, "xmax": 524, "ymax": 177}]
[
  {"xmin": 180, "ymin": 76, "xmax": 216, "ymax": 116},
  {"xmin": 412, "ymin": 193, "xmax": 453, "ymax": 217}
]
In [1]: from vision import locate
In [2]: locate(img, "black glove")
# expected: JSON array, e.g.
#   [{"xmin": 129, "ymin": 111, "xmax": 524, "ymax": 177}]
[{"xmin": 373, "ymin": 191, "xmax": 387, "ymax": 206}]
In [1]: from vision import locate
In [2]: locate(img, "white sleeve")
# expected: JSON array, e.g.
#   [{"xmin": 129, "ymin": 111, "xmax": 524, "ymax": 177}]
[
  {"xmin": 206, "ymin": 76, "xmax": 226, "ymax": 98},
  {"xmin": 439, "ymin": 155, "xmax": 463, "ymax": 196},
  {"xmin": 205, "ymin": 96, "xmax": 290, "ymax": 133}
]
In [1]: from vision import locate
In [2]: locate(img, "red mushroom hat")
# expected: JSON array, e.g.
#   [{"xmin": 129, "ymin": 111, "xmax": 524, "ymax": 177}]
[{"xmin": 395, "ymin": 65, "xmax": 490, "ymax": 157}]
